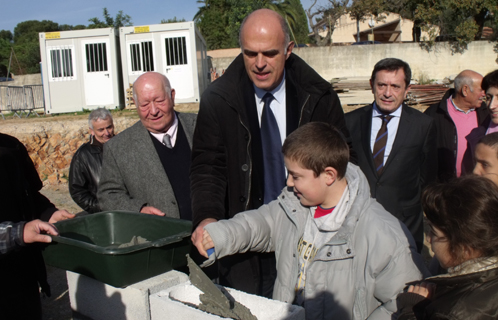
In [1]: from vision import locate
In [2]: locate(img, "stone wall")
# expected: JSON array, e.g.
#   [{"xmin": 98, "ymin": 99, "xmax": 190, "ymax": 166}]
[
  {"xmin": 209, "ymin": 41, "xmax": 498, "ymax": 81},
  {"xmin": 5, "ymin": 73, "xmax": 42, "ymax": 86},
  {"xmin": 2, "ymin": 115, "xmax": 139, "ymax": 186}
]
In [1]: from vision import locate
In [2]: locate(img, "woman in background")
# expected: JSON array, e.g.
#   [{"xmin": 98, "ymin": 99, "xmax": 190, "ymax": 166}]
[{"xmin": 397, "ymin": 175, "xmax": 498, "ymax": 320}]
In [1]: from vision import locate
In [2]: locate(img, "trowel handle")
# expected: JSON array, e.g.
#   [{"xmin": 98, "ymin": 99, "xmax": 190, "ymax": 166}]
[{"xmin": 207, "ymin": 248, "xmax": 215, "ymax": 256}]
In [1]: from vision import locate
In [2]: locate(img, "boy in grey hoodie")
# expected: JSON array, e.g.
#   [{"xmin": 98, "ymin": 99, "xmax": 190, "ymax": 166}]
[{"xmin": 195, "ymin": 122, "xmax": 427, "ymax": 320}]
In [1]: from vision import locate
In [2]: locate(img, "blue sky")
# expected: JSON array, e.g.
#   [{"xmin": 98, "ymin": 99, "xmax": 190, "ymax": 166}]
[{"xmin": 2, "ymin": 0, "xmax": 330, "ymax": 33}]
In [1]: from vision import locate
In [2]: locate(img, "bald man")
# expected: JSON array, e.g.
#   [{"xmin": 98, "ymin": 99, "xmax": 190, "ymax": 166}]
[
  {"xmin": 424, "ymin": 70, "xmax": 486, "ymax": 181},
  {"xmin": 190, "ymin": 9, "xmax": 352, "ymax": 297},
  {"xmin": 98, "ymin": 72, "xmax": 197, "ymax": 219}
]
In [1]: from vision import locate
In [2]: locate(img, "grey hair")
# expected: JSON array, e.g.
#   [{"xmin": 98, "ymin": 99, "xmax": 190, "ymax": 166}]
[
  {"xmin": 89, "ymin": 108, "xmax": 112, "ymax": 129},
  {"xmin": 454, "ymin": 73, "xmax": 475, "ymax": 93},
  {"xmin": 239, "ymin": 9, "xmax": 290, "ymax": 50},
  {"xmin": 132, "ymin": 72, "xmax": 172, "ymax": 103}
]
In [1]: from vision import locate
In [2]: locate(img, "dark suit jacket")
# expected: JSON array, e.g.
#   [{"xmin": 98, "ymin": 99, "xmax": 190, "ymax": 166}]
[
  {"xmin": 345, "ymin": 104, "xmax": 437, "ymax": 248},
  {"xmin": 98, "ymin": 112, "xmax": 196, "ymax": 217}
]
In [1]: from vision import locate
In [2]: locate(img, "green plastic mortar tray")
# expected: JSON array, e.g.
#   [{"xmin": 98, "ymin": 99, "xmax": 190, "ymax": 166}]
[{"xmin": 42, "ymin": 211, "xmax": 192, "ymax": 288}]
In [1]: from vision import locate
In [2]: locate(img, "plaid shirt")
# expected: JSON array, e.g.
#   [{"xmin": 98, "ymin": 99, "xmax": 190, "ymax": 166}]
[{"xmin": 0, "ymin": 221, "xmax": 25, "ymax": 255}]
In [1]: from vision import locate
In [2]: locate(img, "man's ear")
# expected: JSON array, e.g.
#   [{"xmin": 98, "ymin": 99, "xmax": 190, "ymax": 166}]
[
  {"xmin": 462, "ymin": 85, "xmax": 469, "ymax": 97},
  {"xmin": 324, "ymin": 167, "xmax": 338, "ymax": 186},
  {"xmin": 89, "ymin": 127, "xmax": 94, "ymax": 136},
  {"xmin": 285, "ymin": 41, "xmax": 294, "ymax": 59}
]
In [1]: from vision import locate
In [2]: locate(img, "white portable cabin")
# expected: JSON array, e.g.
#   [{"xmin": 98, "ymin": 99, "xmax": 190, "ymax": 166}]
[
  {"xmin": 39, "ymin": 28, "xmax": 123, "ymax": 114},
  {"xmin": 119, "ymin": 22, "xmax": 209, "ymax": 104}
]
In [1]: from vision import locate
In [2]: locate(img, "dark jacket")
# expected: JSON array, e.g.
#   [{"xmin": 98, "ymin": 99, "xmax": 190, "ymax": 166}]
[
  {"xmin": 191, "ymin": 53, "xmax": 353, "ymax": 227},
  {"xmin": 190, "ymin": 52, "xmax": 352, "ymax": 295},
  {"xmin": 424, "ymin": 89, "xmax": 488, "ymax": 182},
  {"xmin": 397, "ymin": 262, "xmax": 498, "ymax": 320},
  {"xmin": 69, "ymin": 136, "xmax": 103, "ymax": 213},
  {"xmin": 345, "ymin": 104, "xmax": 437, "ymax": 251},
  {"xmin": 0, "ymin": 133, "xmax": 57, "ymax": 319}
]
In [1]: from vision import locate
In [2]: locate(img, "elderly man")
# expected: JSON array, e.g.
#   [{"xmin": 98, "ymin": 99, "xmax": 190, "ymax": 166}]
[
  {"xmin": 345, "ymin": 58, "xmax": 437, "ymax": 252},
  {"xmin": 424, "ymin": 70, "xmax": 486, "ymax": 181},
  {"xmin": 190, "ymin": 9, "xmax": 352, "ymax": 296},
  {"xmin": 69, "ymin": 108, "xmax": 114, "ymax": 213},
  {"xmin": 98, "ymin": 72, "xmax": 196, "ymax": 220}
]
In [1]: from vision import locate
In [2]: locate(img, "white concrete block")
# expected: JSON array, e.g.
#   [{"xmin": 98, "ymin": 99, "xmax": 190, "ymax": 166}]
[
  {"xmin": 150, "ymin": 281, "xmax": 305, "ymax": 320},
  {"xmin": 67, "ymin": 270, "xmax": 189, "ymax": 320}
]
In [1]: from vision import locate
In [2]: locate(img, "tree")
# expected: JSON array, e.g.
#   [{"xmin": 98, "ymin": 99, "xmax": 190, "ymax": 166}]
[
  {"xmin": 288, "ymin": 0, "xmax": 311, "ymax": 44},
  {"xmin": 306, "ymin": 0, "xmax": 348, "ymax": 46},
  {"xmin": 0, "ymin": 30, "xmax": 13, "ymax": 42},
  {"xmin": 14, "ymin": 20, "xmax": 59, "ymax": 44},
  {"xmin": 414, "ymin": 0, "xmax": 498, "ymax": 52},
  {"xmin": 347, "ymin": 0, "xmax": 385, "ymax": 42},
  {"xmin": 195, "ymin": 0, "xmax": 310, "ymax": 49},
  {"xmin": 88, "ymin": 8, "xmax": 132, "ymax": 29},
  {"xmin": 161, "ymin": 17, "xmax": 186, "ymax": 24},
  {"xmin": 195, "ymin": 0, "xmax": 234, "ymax": 49}
]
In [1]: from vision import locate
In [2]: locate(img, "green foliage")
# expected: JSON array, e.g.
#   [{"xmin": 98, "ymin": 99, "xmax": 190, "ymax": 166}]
[
  {"xmin": 161, "ymin": 17, "xmax": 187, "ymax": 24},
  {"xmin": 88, "ymin": 8, "xmax": 133, "ymax": 29},
  {"xmin": 195, "ymin": 0, "xmax": 309, "ymax": 49},
  {"xmin": 0, "ymin": 30, "xmax": 13, "ymax": 42},
  {"xmin": 415, "ymin": 0, "xmax": 498, "ymax": 52},
  {"xmin": 288, "ymin": 0, "xmax": 310, "ymax": 44},
  {"xmin": 14, "ymin": 20, "xmax": 59, "ymax": 44}
]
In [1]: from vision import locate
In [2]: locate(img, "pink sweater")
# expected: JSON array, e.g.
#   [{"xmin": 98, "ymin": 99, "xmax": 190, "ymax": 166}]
[{"xmin": 447, "ymin": 98, "xmax": 477, "ymax": 176}]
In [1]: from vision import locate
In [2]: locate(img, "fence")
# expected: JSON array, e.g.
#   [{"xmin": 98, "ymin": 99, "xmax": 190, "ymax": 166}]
[{"xmin": 0, "ymin": 85, "xmax": 44, "ymax": 119}]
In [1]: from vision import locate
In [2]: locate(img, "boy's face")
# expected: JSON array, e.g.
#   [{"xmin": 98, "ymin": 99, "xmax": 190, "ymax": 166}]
[
  {"xmin": 284, "ymin": 157, "xmax": 331, "ymax": 208},
  {"xmin": 473, "ymin": 143, "xmax": 498, "ymax": 186}
]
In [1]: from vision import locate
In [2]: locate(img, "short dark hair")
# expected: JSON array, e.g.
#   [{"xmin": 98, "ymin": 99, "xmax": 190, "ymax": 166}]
[
  {"xmin": 478, "ymin": 132, "xmax": 498, "ymax": 158},
  {"xmin": 482, "ymin": 69, "xmax": 498, "ymax": 92},
  {"xmin": 282, "ymin": 122, "xmax": 349, "ymax": 178},
  {"xmin": 371, "ymin": 58, "xmax": 411, "ymax": 88},
  {"xmin": 422, "ymin": 175, "xmax": 498, "ymax": 264}
]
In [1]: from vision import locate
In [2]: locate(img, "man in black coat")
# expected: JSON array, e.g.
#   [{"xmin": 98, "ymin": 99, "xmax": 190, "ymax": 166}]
[
  {"xmin": 0, "ymin": 133, "xmax": 74, "ymax": 319},
  {"xmin": 345, "ymin": 58, "xmax": 437, "ymax": 252},
  {"xmin": 424, "ymin": 70, "xmax": 487, "ymax": 182},
  {"xmin": 69, "ymin": 108, "xmax": 115, "ymax": 213},
  {"xmin": 190, "ymin": 9, "xmax": 353, "ymax": 297}
]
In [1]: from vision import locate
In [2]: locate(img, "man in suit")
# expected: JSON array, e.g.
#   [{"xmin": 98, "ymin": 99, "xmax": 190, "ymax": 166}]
[
  {"xmin": 98, "ymin": 72, "xmax": 196, "ymax": 220},
  {"xmin": 345, "ymin": 58, "xmax": 437, "ymax": 252},
  {"xmin": 190, "ymin": 8, "xmax": 352, "ymax": 297}
]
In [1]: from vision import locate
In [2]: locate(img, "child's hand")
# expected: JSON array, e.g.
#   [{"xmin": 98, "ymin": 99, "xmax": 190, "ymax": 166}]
[
  {"xmin": 407, "ymin": 282, "xmax": 435, "ymax": 298},
  {"xmin": 197, "ymin": 229, "xmax": 214, "ymax": 258}
]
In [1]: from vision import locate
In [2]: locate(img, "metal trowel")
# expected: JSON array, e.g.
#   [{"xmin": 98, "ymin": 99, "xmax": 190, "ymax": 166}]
[{"xmin": 187, "ymin": 254, "xmax": 257, "ymax": 320}]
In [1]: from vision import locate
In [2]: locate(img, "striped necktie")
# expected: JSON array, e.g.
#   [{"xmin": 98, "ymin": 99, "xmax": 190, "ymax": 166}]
[{"xmin": 373, "ymin": 115, "xmax": 393, "ymax": 175}]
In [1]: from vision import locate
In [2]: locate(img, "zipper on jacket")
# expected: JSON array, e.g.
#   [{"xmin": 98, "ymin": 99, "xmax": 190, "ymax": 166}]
[
  {"xmin": 298, "ymin": 94, "xmax": 311, "ymax": 126},
  {"xmin": 215, "ymin": 94, "xmax": 253, "ymax": 210}
]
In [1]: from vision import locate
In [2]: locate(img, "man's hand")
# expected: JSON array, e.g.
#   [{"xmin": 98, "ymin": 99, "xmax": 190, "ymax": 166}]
[
  {"xmin": 191, "ymin": 218, "xmax": 217, "ymax": 257},
  {"xmin": 407, "ymin": 282, "xmax": 435, "ymax": 298},
  {"xmin": 23, "ymin": 219, "xmax": 59, "ymax": 244},
  {"xmin": 140, "ymin": 206, "xmax": 165, "ymax": 216},
  {"xmin": 49, "ymin": 210, "xmax": 76, "ymax": 224}
]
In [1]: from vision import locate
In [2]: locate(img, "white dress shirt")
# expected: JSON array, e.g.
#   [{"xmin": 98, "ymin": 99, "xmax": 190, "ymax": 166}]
[
  {"xmin": 253, "ymin": 73, "xmax": 287, "ymax": 145},
  {"xmin": 149, "ymin": 113, "xmax": 179, "ymax": 147},
  {"xmin": 370, "ymin": 103, "xmax": 402, "ymax": 165}
]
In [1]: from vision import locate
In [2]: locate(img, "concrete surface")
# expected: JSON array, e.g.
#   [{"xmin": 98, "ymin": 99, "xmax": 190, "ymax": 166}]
[
  {"xmin": 67, "ymin": 270, "xmax": 189, "ymax": 320},
  {"xmin": 150, "ymin": 281, "xmax": 305, "ymax": 320}
]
